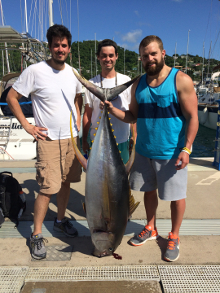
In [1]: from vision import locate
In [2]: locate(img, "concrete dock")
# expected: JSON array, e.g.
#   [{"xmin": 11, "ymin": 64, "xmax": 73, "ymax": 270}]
[{"xmin": 0, "ymin": 157, "xmax": 219, "ymax": 293}]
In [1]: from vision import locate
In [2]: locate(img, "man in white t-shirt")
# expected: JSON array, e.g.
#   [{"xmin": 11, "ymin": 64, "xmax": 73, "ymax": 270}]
[
  {"xmin": 83, "ymin": 39, "xmax": 135, "ymax": 164},
  {"xmin": 6, "ymin": 24, "xmax": 82, "ymax": 260}
]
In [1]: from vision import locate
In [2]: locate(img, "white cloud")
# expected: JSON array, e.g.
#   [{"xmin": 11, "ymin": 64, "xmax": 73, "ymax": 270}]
[
  {"xmin": 172, "ymin": 0, "xmax": 182, "ymax": 2},
  {"xmin": 134, "ymin": 10, "xmax": 139, "ymax": 16},
  {"xmin": 137, "ymin": 21, "xmax": 151, "ymax": 27},
  {"xmin": 118, "ymin": 43, "xmax": 129, "ymax": 49},
  {"xmin": 122, "ymin": 29, "xmax": 142, "ymax": 43}
]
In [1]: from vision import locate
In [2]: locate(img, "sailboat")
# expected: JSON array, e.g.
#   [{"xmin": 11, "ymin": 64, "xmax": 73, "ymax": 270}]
[
  {"xmin": 197, "ymin": 70, "xmax": 220, "ymax": 130},
  {"xmin": 0, "ymin": 0, "xmax": 49, "ymax": 160},
  {"xmin": 0, "ymin": 25, "xmax": 49, "ymax": 160}
]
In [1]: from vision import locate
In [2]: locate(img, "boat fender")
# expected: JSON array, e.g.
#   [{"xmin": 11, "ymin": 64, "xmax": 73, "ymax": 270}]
[{"xmin": 200, "ymin": 106, "xmax": 208, "ymax": 125}]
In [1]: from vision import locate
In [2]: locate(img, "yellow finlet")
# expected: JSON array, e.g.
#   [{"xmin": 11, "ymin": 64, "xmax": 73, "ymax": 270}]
[
  {"xmin": 93, "ymin": 133, "xmax": 96, "ymax": 136},
  {"xmin": 95, "ymin": 127, "xmax": 98, "ymax": 130},
  {"xmin": 112, "ymin": 129, "xmax": 114, "ymax": 132},
  {"xmin": 99, "ymin": 116, "xmax": 101, "ymax": 119},
  {"xmin": 129, "ymin": 189, "xmax": 140, "ymax": 217},
  {"xmin": 97, "ymin": 122, "xmax": 100, "ymax": 124},
  {"xmin": 110, "ymin": 123, "xmax": 113, "ymax": 126},
  {"xmin": 82, "ymin": 202, "xmax": 86, "ymax": 214},
  {"xmin": 114, "ymin": 136, "xmax": 116, "ymax": 139}
]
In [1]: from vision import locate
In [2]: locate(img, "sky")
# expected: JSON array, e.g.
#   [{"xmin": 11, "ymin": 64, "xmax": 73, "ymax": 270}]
[{"xmin": 1, "ymin": 0, "xmax": 220, "ymax": 60}]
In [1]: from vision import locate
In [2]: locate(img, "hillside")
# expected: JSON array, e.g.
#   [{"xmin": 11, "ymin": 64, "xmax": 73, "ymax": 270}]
[
  {"xmin": 71, "ymin": 41, "xmax": 219, "ymax": 81},
  {"xmin": 1, "ymin": 40, "xmax": 219, "ymax": 81}
]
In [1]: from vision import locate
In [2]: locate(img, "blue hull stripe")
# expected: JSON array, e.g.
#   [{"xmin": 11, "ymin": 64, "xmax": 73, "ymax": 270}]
[{"xmin": 138, "ymin": 102, "xmax": 183, "ymax": 119}]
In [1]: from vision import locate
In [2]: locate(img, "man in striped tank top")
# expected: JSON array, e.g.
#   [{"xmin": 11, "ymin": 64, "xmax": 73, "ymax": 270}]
[{"xmin": 104, "ymin": 35, "xmax": 198, "ymax": 262}]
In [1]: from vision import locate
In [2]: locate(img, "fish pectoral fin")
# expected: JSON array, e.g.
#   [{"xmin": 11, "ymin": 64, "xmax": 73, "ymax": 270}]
[
  {"xmin": 82, "ymin": 202, "xmax": 86, "ymax": 214},
  {"xmin": 129, "ymin": 189, "xmax": 140, "ymax": 217}
]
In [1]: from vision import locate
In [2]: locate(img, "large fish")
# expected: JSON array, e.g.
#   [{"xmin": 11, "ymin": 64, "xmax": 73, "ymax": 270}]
[{"xmin": 70, "ymin": 70, "xmax": 140, "ymax": 257}]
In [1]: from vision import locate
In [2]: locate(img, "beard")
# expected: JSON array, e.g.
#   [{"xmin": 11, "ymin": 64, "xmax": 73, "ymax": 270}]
[
  {"xmin": 52, "ymin": 53, "xmax": 68, "ymax": 65},
  {"xmin": 144, "ymin": 58, "xmax": 165, "ymax": 76}
]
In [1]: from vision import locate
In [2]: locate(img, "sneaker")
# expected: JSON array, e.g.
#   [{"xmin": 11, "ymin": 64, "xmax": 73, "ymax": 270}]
[
  {"xmin": 53, "ymin": 217, "xmax": 78, "ymax": 237},
  {"xmin": 30, "ymin": 233, "xmax": 48, "ymax": 260},
  {"xmin": 164, "ymin": 232, "xmax": 180, "ymax": 262},
  {"xmin": 129, "ymin": 225, "xmax": 158, "ymax": 246}
]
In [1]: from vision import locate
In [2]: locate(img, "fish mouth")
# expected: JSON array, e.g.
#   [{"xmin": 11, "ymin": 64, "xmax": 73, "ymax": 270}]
[
  {"xmin": 92, "ymin": 246, "xmax": 113, "ymax": 258},
  {"xmin": 93, "ymin": 229, "xmax": 112, "ymax": 234}
]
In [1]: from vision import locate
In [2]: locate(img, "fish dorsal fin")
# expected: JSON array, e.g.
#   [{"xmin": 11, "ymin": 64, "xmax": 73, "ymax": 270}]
[{"xmin": 129, "ymin": 188, "xmax": 140, "ymax": 217}]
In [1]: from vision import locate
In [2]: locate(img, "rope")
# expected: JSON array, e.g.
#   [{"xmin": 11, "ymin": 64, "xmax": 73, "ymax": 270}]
[{"xmin": 0, "ymin": 101, "xmax": 32, "ymax": 105}]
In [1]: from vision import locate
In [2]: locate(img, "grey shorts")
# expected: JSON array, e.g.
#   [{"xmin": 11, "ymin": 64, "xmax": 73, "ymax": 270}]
[{"xmin": 129, "ymin": 152, "xmax": 187, "ymax": 201}]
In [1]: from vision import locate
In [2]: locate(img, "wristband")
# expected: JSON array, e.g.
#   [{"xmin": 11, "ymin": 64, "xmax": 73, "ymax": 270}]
[{"xmin": 181, "ymin": 147, "xmax": 191, "ymax": 155}]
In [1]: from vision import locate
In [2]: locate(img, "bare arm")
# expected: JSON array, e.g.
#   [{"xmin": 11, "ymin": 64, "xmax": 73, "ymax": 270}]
[
  {"xmin": 82, "ymin": 104, "xmax": 92, "ymax": 154},
  {"xmin": 105, "ymin": 78, "xmax": 140, "ymax": 123},
  {"xmin": 129, "ymin": 122, "xmax": 137, "ymax": 154},
  {"xmin": 74, "ymin": 93, "xmax": 83, "ymax": 132},
  {"xmin": 175, "ymin": 71, "xmax": 199, "ymax": 170},
  {"xmin": 6, "ymin": 87, "xmax": 47, "ymax": 140}
]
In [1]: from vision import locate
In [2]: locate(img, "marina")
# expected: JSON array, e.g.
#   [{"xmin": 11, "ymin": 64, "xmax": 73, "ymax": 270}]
[
  {"xmin": 0, "ymin": 158, "xmax": 219, "ymax": 292},
  {"xmin": 0, "ymin": 0, "xmax": 220, "ymax": 292}
]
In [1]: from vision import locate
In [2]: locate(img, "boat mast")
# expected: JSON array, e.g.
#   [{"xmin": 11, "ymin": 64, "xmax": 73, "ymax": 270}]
[
  {"xmin": 0, "ymin": 0, "xmax": 10, "ymax": 73},
  {"xmin": 185, "ymin": 29, "xmax": 190, "ymax": 74},
  {"xmin": 48, "ymin": 0, "xmax": 54, "ymax": 27},
  {"xmin": 24, "ymin": 0, "xmax": 28, "ymax": 32},
  {"xmin": 77, "ymin": 0, "xmax": 81, "ymax": 74},
  {"xmin": 202, "ymin": 42, "xmax": 205, "ymax": 85},
  {"xmin": 95, "ymin": 33, "xmax": 97, "ymax": 76},
  {"xmin": 174, "ymin": 42, "xmax": 177, "ymax": 68}
]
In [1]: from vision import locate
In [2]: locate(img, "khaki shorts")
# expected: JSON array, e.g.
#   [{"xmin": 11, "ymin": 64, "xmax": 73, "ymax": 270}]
[{"xmin": 35, "ymin": 137, "xmax": 82, "ymax": 194}]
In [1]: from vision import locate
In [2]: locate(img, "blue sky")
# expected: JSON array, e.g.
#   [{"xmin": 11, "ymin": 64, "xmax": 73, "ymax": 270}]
[{"xmin": 1, "ymin": 0, "xmax": 220, "ymax": 60}]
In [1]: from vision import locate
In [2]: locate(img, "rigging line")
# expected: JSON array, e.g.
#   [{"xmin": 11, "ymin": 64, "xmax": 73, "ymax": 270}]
[
  {"xmin": 31, "ymin": 0, "xmax": 38, "ymax": 38},
  {"xmin": 20, "ymin": 0, "xmax": 23, "ymax": 33},
  {"xmin": 210, "ymin": 29, "xmax": 220, "ymax": 58},
  {"xmin": 44, "ymin": 0, "xmax": 48, "ymax": 42},
  {"xmin": 70, "ymin": 0, "xmax": 71, "ymax": 33},
  {"xmin": 28, "ymin": 0, "xmax": 35, "ymax": 36},
  {"xmin": 204, "ymin": 0, "xmax": 213, "ymax": 44},
  {"xmin": 0, "ymin": 0, "xmax": 6, "ymax": 26},
  {"xmin": 64, "ymin": 0, "xmax": 69, "ymax": 30},
  {"xmin": 77, "ymin": 0, "xmax": 81, "ymax": 74},
  {"xmin": 58, "ymin": 0, "xmax": 64, "ymax": 25}
]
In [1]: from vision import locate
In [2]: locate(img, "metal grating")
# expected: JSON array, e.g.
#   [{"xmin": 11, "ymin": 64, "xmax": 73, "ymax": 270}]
[
  {"xmin": 158, "ymin": 265, "xmax": 220, "ymax": 293},
  {"xmin": 31, "ymin": 245, "xmax": 73, "ymax": 261},
  {"xmin": 0, "ymin": 219, "xmax": 220, "ymax": 238},
  {"xmin": 0, "ymin": 266, "xmax": 28, "ymax": 293},
  {"xmin": 25, "ymin": 265, "xmax": 160, "ymax": 282}
]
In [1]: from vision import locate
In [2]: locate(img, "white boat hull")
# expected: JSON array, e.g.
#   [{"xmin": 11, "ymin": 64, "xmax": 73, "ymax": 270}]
[
  {"xmin": 0, "ymin": 116, "xmax": 36, "ymax": 160},
  {"xmin": 198, "ymin": 104, "xmax": 218, "ymax": 130}
]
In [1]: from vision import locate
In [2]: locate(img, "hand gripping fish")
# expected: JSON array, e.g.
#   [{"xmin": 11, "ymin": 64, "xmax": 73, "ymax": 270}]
[{"xmin": 70, "ymin": 69, "xmax": 140, "ymax": 257}]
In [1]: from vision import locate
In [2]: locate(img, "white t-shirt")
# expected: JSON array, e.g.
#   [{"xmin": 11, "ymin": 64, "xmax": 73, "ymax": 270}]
[
  {"xmin": 13, "ymin": 61, "xmax": 82, "ymax": 140},
  {"xmin": 84, "ymin": 73, "xmax": 131, "ymax": 144}
]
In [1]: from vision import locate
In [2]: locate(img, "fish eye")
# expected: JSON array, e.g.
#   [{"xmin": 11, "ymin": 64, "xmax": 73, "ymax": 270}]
[{"xmin": 109, "ymin": 247, "xmax": 113, "ymax": 251}]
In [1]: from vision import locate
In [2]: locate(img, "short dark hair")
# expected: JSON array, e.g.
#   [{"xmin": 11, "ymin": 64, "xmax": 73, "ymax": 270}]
[
  {"xmin": 96, "ymin": 39, "xmax": 118, "ymax": 56},
  {"xmin": 46, "ymin": 24, "xmax": 72, "ymax": 48},
  {"xmin": 139, "ymin": 35, "xmax": 164, "ymax": 53}
]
